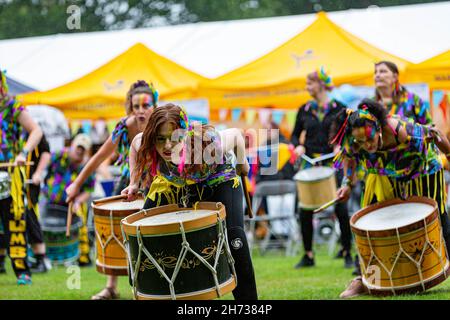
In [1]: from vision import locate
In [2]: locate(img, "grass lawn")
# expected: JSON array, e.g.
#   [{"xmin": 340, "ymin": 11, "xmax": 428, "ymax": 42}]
[{"xmin": 1, "ymin": 244, "xmax": 450, "ymax": 300}]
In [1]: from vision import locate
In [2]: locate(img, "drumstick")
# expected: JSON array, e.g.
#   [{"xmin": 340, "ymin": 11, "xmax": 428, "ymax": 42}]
[
  {"xmin": 313, "ymin": 197, "xmax": 340, "ymax": 214},
  {"xmin": 241, "ymin": 174, "xmax": 254, "ymax": 219},
  {"xmin": 93, "ymin": 194, "xmax": 127, "ymax": 205},
  {"xmin": 66, "ymin": 202, "xmax": 73, "ymax": 237},
  {"xmin": 0, "ymin": 161, "xmax": 34, "ymax": 168}
]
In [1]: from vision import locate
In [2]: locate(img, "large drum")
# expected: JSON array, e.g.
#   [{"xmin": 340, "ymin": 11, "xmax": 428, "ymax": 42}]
[
  {"xmin": 41, "ymin": 204, "xmax": 82, "ymax": 265},
  {"xmin": 92, "ymin": 195, "xmax": 145, "ymax": 276},
  {"xmin": 121, "ymin": 202, "xmax": 236, "ymax": 300},
  {"xmin": 294, "ymin": 166, "xmax": 336, "ymax": 210},
  {"xmin": 0, "ymin": 171, "xmax": 11, "ymax": 200},
  {"xmin": 351, "ymin": 196, "xmax": 450, "ymax": 295}
]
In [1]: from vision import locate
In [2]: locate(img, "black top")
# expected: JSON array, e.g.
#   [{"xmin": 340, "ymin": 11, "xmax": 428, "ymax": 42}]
[
  {"xmin": 26, "ymin": 135, "xmax": 51, "ymax": 205},
  {"xmin": 290, "ymin": 99, "xmax": 347, "ymax": 156}
]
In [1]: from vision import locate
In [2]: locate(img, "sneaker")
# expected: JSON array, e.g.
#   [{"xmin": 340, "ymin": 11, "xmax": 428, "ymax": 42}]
[
  {"xmin": 78, "ymin": 255, "xmax": 92, "ymax": 267},
  {"xmin": 339, "ymin": 276, "xmax": 368, "ymax": 299},
  {"xmin": 294, "ymin": 254, "xmax": 315, "ymax": 269},
  {"xmin": 30, "ymin": 259, "xmax": 48, "ymax": 273},
  {"xmin": 17, "ymin": 274, "xmax": 32, "ymax": 285},
  {"xmin": 344, "ymin": 253, "xmax": 353, "ymax": 269}
]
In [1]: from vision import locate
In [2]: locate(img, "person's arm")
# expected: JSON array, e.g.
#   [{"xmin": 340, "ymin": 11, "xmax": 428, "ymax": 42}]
[
  {"xmin": 121, "ymin": 133, "xmax": 142, "ymax": 200},
  {"xmin": 31, "ymin": 151, "xmax": 51, "ymax": 186},
  {"xmin": 290, "ymin": 107, "xmax": 303, "ymax": 146},
  {"xmin": 336, "ymin": 156, "xmax": 357, "ymax": 202},
  {"xmin": 290, "ymin": 107, "xmax": 307, "ymax": 157},
  {"xmin": 218, "ymin": 128, "xmax": 249, "ymax": 175},
  {"xmin": 16, "ymin": 110, "xmax": 43, "ymax": 165},
  {"xmin": 72, "ymin": 191, "xmax": 91, "ymax": 213},
  {"xmin": 65, "ymin": 135, "xmax": 118, "ymax": 203}
]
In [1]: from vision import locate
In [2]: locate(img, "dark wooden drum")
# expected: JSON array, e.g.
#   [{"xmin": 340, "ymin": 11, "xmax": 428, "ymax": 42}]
[{"xmin": 121, "ymin": 202, "xmax": 236, "ymax": 300}]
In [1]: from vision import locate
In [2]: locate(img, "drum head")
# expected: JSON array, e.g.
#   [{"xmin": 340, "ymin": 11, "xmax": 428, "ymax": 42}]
[
  {"xmin": 95, "ymin": 199, "xmax": 145, "ymax": 211},
  {"xmin": 354, "ymin": 202, "xmax": 434, "ymax": 231},
  {"xmin": 130, "ymin": 209, "xmax": 216, "ymax": 227},
  {"xmin": 294, "ymin": 166, "xmax": 334, "ymax": 182}
]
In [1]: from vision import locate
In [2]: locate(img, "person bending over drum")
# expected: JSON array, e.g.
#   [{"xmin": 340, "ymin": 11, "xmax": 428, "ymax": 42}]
[
  {"xmin": 123, "ymin": 104, "xmax": 258, "ymax": 300},
  {"xmin": 0, "ymin": 69, "xmax": 43, "ymax": 285},
  {"xmin": 291, "ymin": 67, "xmax": 353, "ymax": 269},
  {"xmin": 330, "ymin": 99, "xmax": 450, "ymax": 298},
  {"xmin": 65, "ymin": 80, "xmax": 158, "ymax": 300}
]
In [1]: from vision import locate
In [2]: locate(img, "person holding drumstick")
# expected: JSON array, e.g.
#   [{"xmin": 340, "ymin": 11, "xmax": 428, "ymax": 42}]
[
  {"xmin": 330, "ymin": 99, "xmax": 450, "ymax": 298},
  {"xmin": 123, "ymin": 104, "xmax": 258, "ymax": 300},
  {"xmin": 0, "ymin": 69, "xmax": 43, "ymax": 285},
  {"xmin": 65, "ymin": 80, "xmax": 158, "ymax": 300},
  {"xmin": 290, "ymin": 67, "xmax": 353, "ymax": 269}
]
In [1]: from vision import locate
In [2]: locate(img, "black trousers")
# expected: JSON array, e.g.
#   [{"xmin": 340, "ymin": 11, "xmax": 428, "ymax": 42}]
[
  {"xmin": 0, "ymin": 197, "xmax": 31, "ymax": 277},
  {"xmin": 143, "ymin": 179, "xmax": 258, "ymax": 300},
  {"xmin": 25, "ymin": 205, "xmax": 44, "ymax": 245},
  {"xmin": 298, "ymin": 169, "xmax": 352, "ymax": 253}
]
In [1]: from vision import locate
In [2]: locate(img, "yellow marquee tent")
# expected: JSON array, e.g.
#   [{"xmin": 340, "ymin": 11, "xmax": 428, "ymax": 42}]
[
  {"xmin": 405, "ymin": 49, "xmax": 450, "ymax": 90},
  {"xmin": 18, "ymin": 43, "xmax": 208, "ymax": 120},
  {"xmin": 199, "ymin": 12, "xmax": 410, "ymax": 111}
]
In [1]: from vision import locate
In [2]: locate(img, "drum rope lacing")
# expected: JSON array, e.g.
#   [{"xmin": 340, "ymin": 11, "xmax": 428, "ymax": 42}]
[
  {"xmin": 95, "ymin": 209, "xmax": 127, "ymax": 273},
  {"xmin": 360, "ymin": 217, "xmax": 448, "ymax": 295},
  {"xmin": 122, "ymin": 210, "xmax": 236, "ymax": 300}
]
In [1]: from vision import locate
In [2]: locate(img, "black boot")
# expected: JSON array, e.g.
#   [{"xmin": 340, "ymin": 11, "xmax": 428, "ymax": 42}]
[
  {"xmin": 30, "ymin": 254, "xmax": 48, "ymax": 273},
  {"xmin": 0, "ymin": 255, "xmax": 5, "ymax": 274},
  {"xmin": 227, "ymin": 226, "xmax": 258, "ymax": 300}
]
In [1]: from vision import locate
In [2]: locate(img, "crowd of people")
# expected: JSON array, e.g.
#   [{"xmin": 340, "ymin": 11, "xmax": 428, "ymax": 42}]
[{"xmin": 0, "ymin": 58, "xmax": 448, "ymax": 300}]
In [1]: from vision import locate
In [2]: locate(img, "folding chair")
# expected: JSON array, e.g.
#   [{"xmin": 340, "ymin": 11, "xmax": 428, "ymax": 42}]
[{"xmin": 245, "ymin": 180, "xmax": 300, "ymax": 256}]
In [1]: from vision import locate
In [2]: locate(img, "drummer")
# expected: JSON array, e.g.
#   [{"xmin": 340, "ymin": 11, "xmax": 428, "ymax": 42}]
[
  {"xmin": 123, "ymin": 104, "xmax": 258, "ymax": 300},
  {"xmin": 41, "ymin": 134, "xmax": 95, "ymax": 266},
  {"xmin": 65, "ymin": 80, "xmax": 158, "ymax": 300},
  {"xmin": 330, "ymin": 98, "xmax": 450, "ymax": 298},
  {"xmin": 290, "ymin": 67, "xmax": 353, "ymax": 269},
  {"xmin": 0, "ymin": 69, "xmax": 43, "ymax": 285},
  {"xmin": 374, "ymin": 61, "xmax": 432, "ymax": 125}
]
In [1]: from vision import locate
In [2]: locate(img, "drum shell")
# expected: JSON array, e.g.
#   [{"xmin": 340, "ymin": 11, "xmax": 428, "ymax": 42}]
[
  {"xmin": 350, "ymin": 196, "xmax": 450, "ymax": 295},
  {"xmin": 294, "ymin": 167, "xmax": 336, "ymax": 209},
  {"xmin": 0, "ymin": 171, "xmax": 11, "ymax": 200},
  {"xmin": 92, "ymin": 196, "xmax": 144, "ymax": 276},
  {"xmin": 41, "ymin": 204, "xmax": 82, "ymax": 265},
  {"xmin": 121, "ymin": 202, "xmax": 236, "ymax": 300}
]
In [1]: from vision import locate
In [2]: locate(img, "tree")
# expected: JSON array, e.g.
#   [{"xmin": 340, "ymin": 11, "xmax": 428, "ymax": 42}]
[{"xmin": 0, "ymin": 0, "xmax": 447, "ymax": 40}]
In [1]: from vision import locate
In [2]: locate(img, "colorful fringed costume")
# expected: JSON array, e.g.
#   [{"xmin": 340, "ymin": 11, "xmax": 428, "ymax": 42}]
[
  {"xmin": 334, "ymin": 117, "xmax": 447, "ymax": 215},
  {"xmin": 0, "ymin": 96, "xmax": 31, "ymax": 277},
  {"xmin": 376, "ymin": 86, "xmax": 432, "ymax": 125}
]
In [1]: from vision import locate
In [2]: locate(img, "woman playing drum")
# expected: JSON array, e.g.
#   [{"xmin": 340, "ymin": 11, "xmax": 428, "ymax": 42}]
[
  {"xmin": 0, "ymin": 69, "xmax": 43, "ymax": 285},
  {"xmin": 330, "ymin": 99, "xmax": 450, "ymax": 298},
  {"xmin": 290, "ymin": 67, "xmax": 353, "ymax": 269},
  {"xmin": 123, "ymin": 104, "xmax": 258, "ymax": 300},
  {"xmin": 65, "ymin": 80, "xmax": 158, "ymax": 300}
]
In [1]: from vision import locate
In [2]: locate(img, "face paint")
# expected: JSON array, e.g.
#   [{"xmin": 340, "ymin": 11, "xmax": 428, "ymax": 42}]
[{"xmin": 365, "ymin": 124, "xmax": 377, "ymax": 140}]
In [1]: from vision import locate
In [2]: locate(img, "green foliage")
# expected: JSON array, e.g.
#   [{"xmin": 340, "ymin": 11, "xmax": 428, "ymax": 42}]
[{"xmin": 0, "ymin": 0, "xmax": 447, "ymax": 40}]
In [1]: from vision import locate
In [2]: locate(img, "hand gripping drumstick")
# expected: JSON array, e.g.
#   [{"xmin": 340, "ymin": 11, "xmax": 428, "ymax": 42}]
[
  {"xmin": 241, "ymin": 174, "xmax": 254, "ymax": 219},
  {"xmin": 313, "ymin": 197, "xmax": 340, "ymax": 214},
  {"xmin": 66, "ymin": 202, "xmax": 73, "ymax": 237}
]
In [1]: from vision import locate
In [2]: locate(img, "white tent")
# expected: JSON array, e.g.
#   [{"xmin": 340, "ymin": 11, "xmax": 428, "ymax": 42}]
[{"xmin": 0, "ymin": 2, "xmax": 449, "ymax": 91}]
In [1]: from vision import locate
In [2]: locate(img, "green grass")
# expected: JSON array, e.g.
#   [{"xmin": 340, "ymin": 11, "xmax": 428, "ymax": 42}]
[{"xmin": 1, "ymin": 245, "xmax": 450, "ymax": 300}]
